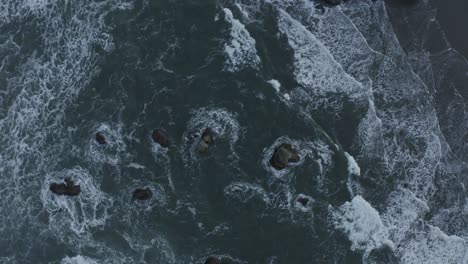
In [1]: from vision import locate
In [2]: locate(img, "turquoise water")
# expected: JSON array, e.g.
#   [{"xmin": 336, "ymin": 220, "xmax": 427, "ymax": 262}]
[{"xmin": 1, "ymin": 0, "xmax": 468, "ymax": 263}]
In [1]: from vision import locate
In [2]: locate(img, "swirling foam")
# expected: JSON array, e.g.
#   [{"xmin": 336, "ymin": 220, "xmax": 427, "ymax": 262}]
[
  {"xmin": 88, "ymin": 123, "xmax": 127, "ymax": 165},
  {"xmin": 41, "ymin": 167, "xmax": 113, "ymax": 239},
  {"xmin": 181, "ymin": 107, "xmax": 240, "ymax": 165},
  {"xmin": 0, "ymin": 1, "xmax": 133, "ymax": 258}
]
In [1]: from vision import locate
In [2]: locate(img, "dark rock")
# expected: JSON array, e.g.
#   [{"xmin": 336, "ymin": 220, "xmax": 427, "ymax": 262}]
[
  {"xmin": 197, "ymin": 128, "xmax": 215, "ymax": 154},
  {"xmin": 321, "ymin": 0, "xmax": 344, "ymax": 6},
  {"xmin": 297, "ymin": 196, "xmax": 310, "ymax": 207},
  {"xmin": 95, "ymin": 132, "xmax": 107, "ymax": 145},
  {"xmin": 133, "ymin": 187, "xmax": 152, "ymax": 201},
  {"xmin": 384, "ymin": 0, "xmax": 418, "ymax": 8},
  {"xmin": 49, "ymin": 178, "xmax": 81, "ymax": 196},
  {"xmin": 152, "ymin": 129, "xmax": 170, "ymax": 148},
  {"xmin": 269, "ymin": 143, "xmax": 300, "ymax": 170},
  {"xmin": 204, "ymin": 257, "xmax": 221, "ymax": 264}
]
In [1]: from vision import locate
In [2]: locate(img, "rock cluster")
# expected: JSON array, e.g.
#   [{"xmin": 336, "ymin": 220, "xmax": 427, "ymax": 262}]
[{"xmin": 49, "ymin": 178, "xmax": 81, "ymax": 196}]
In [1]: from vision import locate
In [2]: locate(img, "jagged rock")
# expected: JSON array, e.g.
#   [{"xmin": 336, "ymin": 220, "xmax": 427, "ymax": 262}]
[
  {"xmin": 133, "ymin": 187, "xmax": 152, "ymax": 201},
  {"xmin": 269, "ymin": 143, "xmax": 300, "ymax": 170},
  {"xmin": 152, "ymin": 129, "xmax": 170, "ymax": 148},
  {"xmin": 49, "ymin": 178, "xmax": 81, "ymax": 196},
  {"xmin": 204, "ymin": 257, "xmax": 221, "ymax": 264},
  {"xmin": 95, "ymin": 132, "xmax": 107, "ymax": 145},
  {"xmin": 197, "ymin": 128, "xmax": 215, "ymax": 154}
]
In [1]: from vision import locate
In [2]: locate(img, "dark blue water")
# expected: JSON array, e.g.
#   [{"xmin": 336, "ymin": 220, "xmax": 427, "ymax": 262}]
[{"xmin": 1, "ymin": 0, "xmax": 468, "ymax": 263}]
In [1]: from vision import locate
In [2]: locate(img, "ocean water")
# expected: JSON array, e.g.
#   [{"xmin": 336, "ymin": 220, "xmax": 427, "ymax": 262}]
[{"xmin": 1, "ymin": 0, "xmax": 468, "ymax": 263}]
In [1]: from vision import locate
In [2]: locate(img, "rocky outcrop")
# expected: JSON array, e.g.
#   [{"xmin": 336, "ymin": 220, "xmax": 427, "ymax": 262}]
[
  {"xmin": 133, "ymin": 187, "xmax": 152, "ymax": 201},
  {"xmin": 197, "ymin": 128, "xmax": 215, "ymax": 154},
  {"xmin": 152, "ymin": 129, "xmax": 170, "ymax": 148},
  {"xmin": 204, "ymin": 257, "xmax": 221, "ymax": 264},
  {"xmin": 95, "ymin": 132, "xmax": 107, "ymax": 145},
  {"xmin": 49, "ymin": 178, "xmax": 81, "ymax": 196},
  {"xmin": 269, "ymin": 143, "xmax": 300, "ymax": 170}
]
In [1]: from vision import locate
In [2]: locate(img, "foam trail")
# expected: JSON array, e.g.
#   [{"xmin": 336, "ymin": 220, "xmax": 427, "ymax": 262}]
[
  {"xmin": 223, "ymin": 8, "xmax": 261, "ymax": 72},
  {"xmin": 267, "ymin": 79, "xmax": 281, "ymax": 93},
  {"xmin": 345, "ymin": 152, "xmax": 360, "ymax": 176},
  {"xmin": 0, "ymin": 0, "xmax": 133, "ymax": 260},
  {"xmin": 253, "ymin": 0, "xmax": 467, "ymax": 262}
]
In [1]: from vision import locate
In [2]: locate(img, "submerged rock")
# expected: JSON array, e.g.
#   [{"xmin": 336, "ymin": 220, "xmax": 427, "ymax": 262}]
[
  {"xmin": 204, "ymin": 257, "xmax": 221, "ymax": 264},
  {"xmin": 95, "ymin": 132, "xmax": 107, "ymax": 145},
  {"xmin": 269, "ymin": 143, "xmax": 300, "ymax": 170},
  {"xmin": 133, "ymin": 187, "xmax": 152, "ymax": 201},
  {"xmin": 384, "ymin": 0, "xmax": 419, "ymax": 8},
  {"xmin": 322, "ymin": 0, "xmax": 344, "ymax": 6},
  {"xmin": 197, "ymin": 128, "xmax": 215, "ymax": 154},
  {"xmin": 49, "ymin": 178, "xmax": 81, "ymax": 196},
  {"xmin": 152, "ymin": 129, "xmax": 170, "ymax": 148},
  {"xmin": 186, "ymin": 130, "xmax": 200, "ymax": 142}
]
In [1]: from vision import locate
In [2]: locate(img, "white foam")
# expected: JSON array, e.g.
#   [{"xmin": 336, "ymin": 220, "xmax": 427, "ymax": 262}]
[
  {"xmin": 398, "ymin": 225, "xmax": 468, "ymax": 264},
  {"xmin": 276, "ymin": 8, "xmax": 366, "ymax": 110},
  {"xmin": 0, "ymin": 0, "xmax": 48, "ymax": 24},
  {"xmin": 0, "ymin": 0, "xmax": 133, "ymax": 249},
  {"xmin": 345, "ymin": 152, "xmax": 360, "ymax": 176},
  {"xmin": 238, "ymin": 0, "xmax": 468, "ymax": 263},
  {"xmin": 332, "ymin": 196, "xmax": 393, "ymax": 254},
  {"xmin": 223, "ymin": 8, "xmax": 260, "ymax": 72},
  {"xmin": 224, "ymin": 182, "xmax": 270, "ymax": 207},
  {"xmin": 206, "ymin": 223, "xmax": 231, "ymax": 237},
  {"xmin": 128, "ymin": 163, "xmax": 146, "ymax": 169},
  {"xmin": 382, "ymin": 188, "xmax": 430, "ymax": 245},
  {"xmin": 61, "ymin": 255, "xmax": 99, "ymax": 264},
  {"xmin": 147, "ymin": 131, "xmax": 174, "ymax": 191},
  {"xmin": 267, "ymin": 79, "xmax": 281, "ymax": 93}
]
